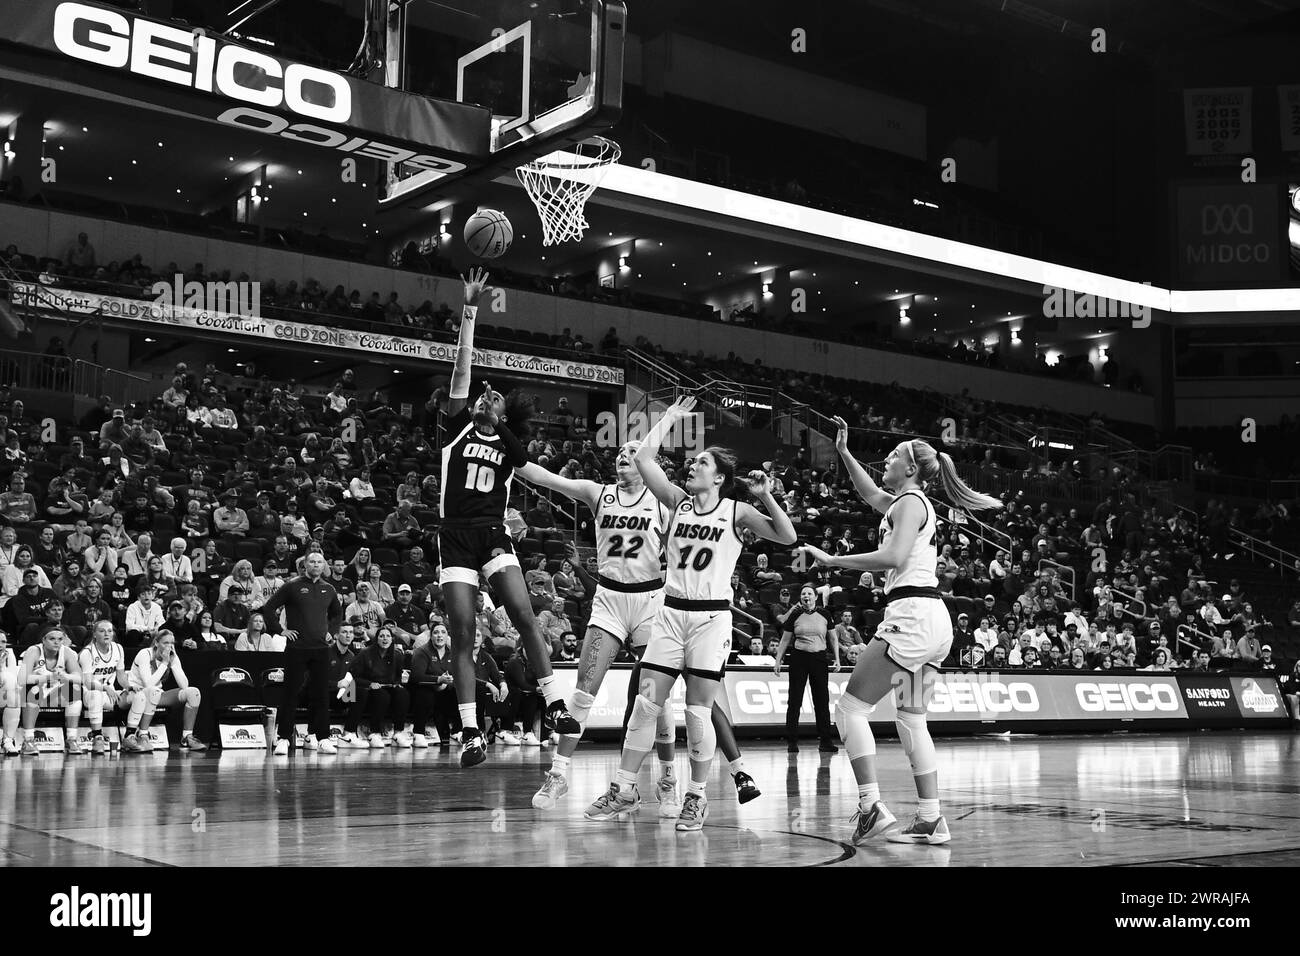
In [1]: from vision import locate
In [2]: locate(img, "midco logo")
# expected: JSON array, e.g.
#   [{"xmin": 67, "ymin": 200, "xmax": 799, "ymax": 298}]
[
  {"xmin": 1076, "ymin": 681, "xmax": 1179, "ymax": 713},
  {"xmin": 1187, "ymin": 202, "xmax": 1270, "ymax": 267},
  {"xmin": 50, "ymin": 3, "xmax": 465, "ymax": 176}
]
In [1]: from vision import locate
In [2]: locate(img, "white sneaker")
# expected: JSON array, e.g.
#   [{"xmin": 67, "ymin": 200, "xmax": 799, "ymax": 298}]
[
  {"xmin": 2, "ymin": 737, "xmax": 19, "ymax": 756},
  {"xmin": 340, "ymin": 732, "xmax": 369, "ymax": 749},
  {"xmin": 521, "ymin": 732, "xmax": 542, "ymax": 746},
  {"xmin": 394, "ymin": 731, "xmax": 413, "ymax": 748},
  {"xmin": 497, "ymin": 730, "xmax": 522, "ymax": 746},
  {"xmin": 316, "ymin": 738, "xmax": 338, "ymax": 755},
  {"xmin": 382, "ymin": 731, "xmax": 394, "ymax": 747},
  {"xmin": 294, "ymin": 733, "xmax": 308, "ymax": 749},
  {"xmin": 451, "ymin": 731, "xmax": 462, "ymax": 744},
  {"xmin": 411, "ymin": 733, "xmax": 429, "ymax": 749},
  {"xmin": 302, "ymin": 735, "xmax": 319, "ymax": 751},
  {"xmin": 273, "ymin": 738, "xmax": 289, "ymax": 756},
  {"xmin": 656, "ymin": 775, "xmax": 681, "ymax": 818},
  {"xmin": 368, "ymin": 733, "xmax": 385, "ymax": 749}
]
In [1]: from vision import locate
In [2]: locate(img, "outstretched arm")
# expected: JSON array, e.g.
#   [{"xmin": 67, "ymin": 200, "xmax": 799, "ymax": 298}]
[
  {"xmin": 447, "ymin": 268, "xmax": 489, "ymax": 418},
  {"xmin": 736, "ymin": 472, "xmax": 797, "ymax": 546},
  {"xmin": 800, "ymin": 496, "xmax": 925, "ymax": 573},
  {"xmin": 514, "ymin": 462, "xmax": 602, "ymax": 512},
  {"xmin": 633, "ymin": 396, "xmax": 694, "ymax": 511},
  {"xmin": 832, "ymin": 416, "xmax": 894, "ymax": 514}
]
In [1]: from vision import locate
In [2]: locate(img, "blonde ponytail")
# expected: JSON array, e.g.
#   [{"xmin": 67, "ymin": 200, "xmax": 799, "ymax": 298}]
[
  {"xmin": 908, "ymin": 440, "xmax": 1003, "ymax": 513},
  {"xmin": 935, "ymin": 451, "xmax": 1003, "ymax": 513}
]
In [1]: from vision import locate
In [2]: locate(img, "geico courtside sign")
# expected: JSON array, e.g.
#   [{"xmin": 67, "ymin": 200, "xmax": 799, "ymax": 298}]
[{"xmin": 40, "ymin": 2, "xmax": 471, "ymax": 175}]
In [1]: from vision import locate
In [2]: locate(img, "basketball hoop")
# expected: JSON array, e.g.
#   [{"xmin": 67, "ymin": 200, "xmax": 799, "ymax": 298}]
[{"xmin": 516, "ymin": 136, "xmax": 622, "ymax": 246}]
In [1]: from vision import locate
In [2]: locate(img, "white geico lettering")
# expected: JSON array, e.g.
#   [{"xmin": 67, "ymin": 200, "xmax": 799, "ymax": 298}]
[
  {"xmin": 928, "ymin": 679, "xmax": 1039, "ymax": 715},
  {"xmin": 54, "ymin": 2, "xmax": 351, "ymax": 122},
  {"xmin": 1076, "ymin": 681, "xmax": 1179, "ymax": 713}
]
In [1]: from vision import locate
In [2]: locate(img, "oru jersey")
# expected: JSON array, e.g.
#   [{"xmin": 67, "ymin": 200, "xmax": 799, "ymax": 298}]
[
  {"xmin": 593, "ymin": 485, "xmax": 667, "ymax": 586},
  {"xmin": 439, "ymin": 407, "xmax": 528, "ymax": 528},
  {"xmin": 663, "ymin": 497, "xmax": 743, "ymax": 603},
  {"xmin": 878, "ymin": 489, "xmax": 939, "ymax": 593}
]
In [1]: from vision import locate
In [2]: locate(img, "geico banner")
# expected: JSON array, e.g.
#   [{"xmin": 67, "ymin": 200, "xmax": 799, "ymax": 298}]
[
  {"xmin": 12, "ymin": 284, "xmax": 624, "ymax": 385},
  {"xmin": 2, "ymin": 1, "xmax": 487, "ymax": 177},
  {"xmin": 544, "ymin": 669, "xmax": 1191, "ymax": 730},
  {"xmin": 1174, "ymin": 184, "xmax": 1281, "ymax": 284}
]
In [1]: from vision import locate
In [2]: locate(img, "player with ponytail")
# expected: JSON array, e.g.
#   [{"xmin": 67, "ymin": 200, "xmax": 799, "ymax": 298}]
[{"xmin": 800, "ymin": 419, "xmax": 1002, "ymax": 846}]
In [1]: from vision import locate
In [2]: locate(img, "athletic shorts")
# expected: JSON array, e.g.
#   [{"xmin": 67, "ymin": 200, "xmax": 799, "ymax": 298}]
[
  {"xmin": 640, "ymin": 601, "xmax": 732, "ymax": 681},
  {"xmin": 874, "ymin": 595, "xmax": 953, "ymax": 673},
  {"xmin": 587, "ymin": 587, "xmax": 664, "ymax": 648},
  {"xmin": 438, "ymin": 525, "xmax": 519, "ymax": 586}
]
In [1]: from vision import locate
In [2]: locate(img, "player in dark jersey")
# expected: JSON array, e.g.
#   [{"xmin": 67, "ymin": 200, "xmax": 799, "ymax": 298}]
[{"xmin": 440, "ymin": 268, "xmax": 579, "ymax": 768}]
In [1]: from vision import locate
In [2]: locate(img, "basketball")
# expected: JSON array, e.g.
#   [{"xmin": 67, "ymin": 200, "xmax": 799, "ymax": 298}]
[{"xmin": 464, "ymin": 208, "xmax": 513, "ymax": 259}]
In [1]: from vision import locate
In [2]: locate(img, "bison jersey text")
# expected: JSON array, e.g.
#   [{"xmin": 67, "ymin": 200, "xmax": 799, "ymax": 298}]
[
  {"xmin": 80, "ymin": 643, "xmax": 125, "ymax": 685},
  {"xmin": 439, "ymin": 408, "xmax": 527, "ymax": 528},
  {"xmin": 594, "ymin": 485, "xmax": 666, "ymax": 585},
  {"xmin": 878, "ymin": 489, "xmax": 938, "ymax": 593},
  {"xmin": 663, "ymin": 498, "xmax": 743, "ymax": 603}
]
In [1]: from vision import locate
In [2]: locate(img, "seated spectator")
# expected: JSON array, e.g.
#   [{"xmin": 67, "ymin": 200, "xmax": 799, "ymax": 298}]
[
  {"xmin": 124, "ymin": 582, "xmax": 164, "ymax": 649},
  {"xmin": 408, "ymin": 622, "xmax": 455, "ymax": 745},
  {"xmin": 731, "ymin": 572, "xmax": 753, "ymax": 610},
  {"xmin": 219, "ymin": 560, "xmax": 265, "ymax": 608},
  {"xmin": 832, "ymin": 610, "xmax": 862, "ymax": 655},
  {"xmin": 345, "ymin": 581, "xmax": 386, "ymax": 640},
  {"xmin": 550, "ymin": 630, "xmax": 579, "ymax": 663},
  {"xmin": 235, "ymin": 611, "xmax": 284, "ymax": 652},
  {"xmin": 212, "ymin": 492, "xmax": 250, "ymax": 536},
  {"xmin": 749, "ymin": 553, "xmax": 783, "ymax": 588},
  {"xmin": 385, "ymin": 583, "xmax": 424, "ymax": 646},
  {"xmin": 118, "ymin": 533, "xmax": 155, "ymax": 578},
  {"xmin": 1144, "ymin": 647, "xmax": 1173, "ymax": 672},
  {"xmin": 399, "ymin": 546, "xmax": 437, "ymax": 592},
  {"xmin": 499, "ymin": 642, "xmax": 546, "ymax": 745},
  {"xmin": 2, "ymin": 547, "xmax": 51, "ymax": 598},
  {"xmin": 536, "ymin": 597, "xmax": 572, "ymax": 655},
  {"xmin": 348, "ymin": 468, "xmax": 377, "ymax": 505},
  {"xmin": 1236, "ymin": 629, "xmax": 1262, "ymax": 666},
  {"xmin": 0, "ymin": 474, "xmax": 38, "ymax": 525},
  {"xmin": 159, "ymin": 537, "xmax": 193, "ymax": 590},
  {"xmin": 525, "ymin": 497, "xmax": 556, "ymax": 531},
  {"xmin": 362, "ymin": 565, "xmax": 394, "ymax": 606},
  {"xmin": 187, "ymin": 610, "xmax": 225, "ymax": 651},
  {"xmin": 163, "ymin": 599, "xmax": 198, "ymax": 648},
  {"xmin": 65, "ymin": 577, "xmax": 112, "ymax": 645},
  {"xmin": 466, "ymin": 630, "xmax": 507, "ymax": 736},
  {"xmin": 551, "ymin": 558, "xmax": 582, "ymax": 601},
  {"xmin": 381, "ymin": 500, "xmax": 420, "ymax": 549},
  {"xmin": 212, "ymin": 585, "xmax": 251, "ymax": 643}
]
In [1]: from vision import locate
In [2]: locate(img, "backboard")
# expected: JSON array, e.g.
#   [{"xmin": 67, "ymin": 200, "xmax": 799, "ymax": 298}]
[{"xmin": 379, "ymin": 0, "xmax": 625, "ymax": 209}]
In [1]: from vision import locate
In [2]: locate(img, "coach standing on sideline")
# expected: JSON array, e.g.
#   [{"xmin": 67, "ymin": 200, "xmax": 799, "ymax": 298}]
[
  {"xmin": 260, "ymin": 553, "xmax": 343, "ymax": 753},
  {"xmin": 774, "ymin": 585, "xmax": 840, "ymax": 753}
]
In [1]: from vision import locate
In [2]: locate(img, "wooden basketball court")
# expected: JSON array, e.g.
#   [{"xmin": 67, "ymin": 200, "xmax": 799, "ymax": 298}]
[{"xmin": 1, "ymin": 732, "xmax": 1296, "ymax": 867}]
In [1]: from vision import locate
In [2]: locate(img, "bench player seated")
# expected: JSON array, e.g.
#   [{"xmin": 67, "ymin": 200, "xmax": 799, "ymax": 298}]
[
  {"xmin": 19, "ymin": 628, "xmax": 84, "ymax": 755},
  {"xmin": 79, "ymin": 621, "xmax": 135, "ymax": 754}
]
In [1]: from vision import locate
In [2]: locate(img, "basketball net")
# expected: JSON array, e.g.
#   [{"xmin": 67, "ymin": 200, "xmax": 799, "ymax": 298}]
[{"xmin": 516, "ymin": 136, "xmax": 622, "ymax": 246}]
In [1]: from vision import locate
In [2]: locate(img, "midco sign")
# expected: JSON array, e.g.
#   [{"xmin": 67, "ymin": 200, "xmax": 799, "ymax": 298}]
[{"xmin": 4, "ymin": 1, "xmax": 488, "ymax": 176}]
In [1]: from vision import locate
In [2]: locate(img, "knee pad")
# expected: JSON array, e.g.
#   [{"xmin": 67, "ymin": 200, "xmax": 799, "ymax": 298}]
[
  {"xmin": 128, "ymin": 692, "xmax": 148, "ymax": 722},
  {"xmin": 63, "ymin": 700, "xmax": 82, "ymax": 720},
  {"xmin": 685, "ymin": 704, "xmax": 716, "ymax": 764},
  {"xmin": 85, "ymin": 689, "xmax": 104, "ymax": 722},
  {"xmin": 836, "ymin": 693, "xmax": 876, "ymax": 761},
  {"xmin": 182, "ymin": 687, "xmax": 201, "ymax": 707},
  {"xmin": 567, "ymin": 689, "xmax": 595, "ymax": 733},
  {"xmin": 624, "ymin": 695, "xmax": 662, "ymax": 754},
  {"xmin": 895, "ymin": 709, "xmax": 936, "ymax": 778},
  {"xmin": 654, "ymin": 705, "xmax": 675, "ymax": 745}
]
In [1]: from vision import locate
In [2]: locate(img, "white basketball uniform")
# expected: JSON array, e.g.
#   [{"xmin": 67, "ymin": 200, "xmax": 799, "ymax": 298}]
[
  {"xmin": 587, "ymin": 485, "xmax": 667, "ymax": 648},
  {"xmin": 24, "ymin": 645, "xmax": 79, "ymax": 704},
  {"xmin": 80, "ymin": 642, "xmax": 126, "ymax": 693},
  {"xmin": 641, "ymin": 497, "xmax": 743, "ymax": 678},
  {"xmin": 0, "ymin": 647, "xmax": 17, "ymax": 702},
  {"xmin": 876, "ymin": 489, "xmax": 953, "ymax": 672}
]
